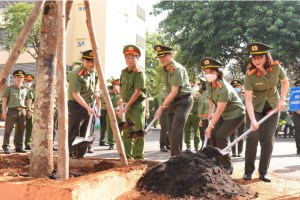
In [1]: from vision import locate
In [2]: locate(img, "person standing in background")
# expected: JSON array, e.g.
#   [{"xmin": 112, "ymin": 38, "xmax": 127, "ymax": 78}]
[
  {"xmin": 292, "ymin": 80, "xmax": 300, "ymax": 155},
  {"xmin": 198, "ymin": 78, "xmax": 209, "ymax": 149}
]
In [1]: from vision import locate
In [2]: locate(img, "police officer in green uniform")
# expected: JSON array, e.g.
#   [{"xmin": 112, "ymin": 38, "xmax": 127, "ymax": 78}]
[
  {"xmin": 22, "ymin": 74, "xmax": 35, "ymax": 150},
  {"xmin": 154, "ymin": 45, "xmax": 193, "ymax": 156},
  {"xmin": 106, "ymin": 79, "xmax": 120, "ymax": 150},
  {"xmin": 184, "ymin": 80, "xmax": 200, "ymax": 151},
  {"xmin": 68, "ymin": 50, "xmax": 101, "ymax": 157},
  {"xmin": 99, "ymin": 92, "xmax": 109, "ymax": 146},
  {"xmin": 2, "ymin": 70, "xmax": 32, "ymax": 154},
  {"xmin": 198, "ymin": 78, "xmax": 210, "ymax": 149},
  {"xmin": 292, "ymin": 80, "xmax": 300, "ymax": 155},
  {"xmin": 201, "ymin": 57, "xmax": 245, "ymax": 175},
  {"xmin": 118, "ymin": 44, "xmax": 146, "ymax": 160},
  {"xmin": 243, "ymin": 42, "xmax": 289, "ymax": 182},
  {"xmin": 229, "ymin": 79, "xmax": 245, "ymax": 157}
]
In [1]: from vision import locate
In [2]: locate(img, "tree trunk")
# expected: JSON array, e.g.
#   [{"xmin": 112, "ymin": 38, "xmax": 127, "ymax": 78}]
[
  {"xmin": 84, "ymin": 1, "xmax": 128, "ymax": 166},
  {"xmin": 56, "ymin": 0, "xmax": 69, "ymax": 181},
  {"xmin": 0, "ymin": 1, "xmax": 45, "ymax": 94},
  {"xmin": 30, "ymin": 1, "xmax": 57, "ymax": 178}
]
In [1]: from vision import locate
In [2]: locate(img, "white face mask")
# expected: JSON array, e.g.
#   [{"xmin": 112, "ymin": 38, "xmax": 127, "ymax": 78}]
[
  {"xmin": 24, "ymin": 82, "xmax": 32, "ymax": 88},
  {"xmin": 234, "ymin": 88, "xmax": 241, "ymax": 93},
  {"xmin": 204, "ymin": 74, "xmax": 217, "ymax": 82}
]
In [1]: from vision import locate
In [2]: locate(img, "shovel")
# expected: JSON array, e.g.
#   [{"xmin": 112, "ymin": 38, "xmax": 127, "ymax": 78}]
[
  {"xmin": 202, "ymin": 108, "xmax": 279, "ymax": 158},
  {"xmin": 218, "ymin": 108, "xmax": 279, "ymax": 155},
  {"xmin": 127, "ymin": 117, "xmax": 157, "ymax": 139},
  {"xmin": 72, "ymin": 100, "xmax": 96, "ymax": 146}
]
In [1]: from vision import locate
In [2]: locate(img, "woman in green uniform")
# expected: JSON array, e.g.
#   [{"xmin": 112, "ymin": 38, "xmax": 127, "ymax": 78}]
[
  {"xmin": 243, "ymin": 42, "xmax": 289, "ymax": 182},
  {"xmin": 201, "ymin": 57, "xmax": 245, "ymax": 175}
]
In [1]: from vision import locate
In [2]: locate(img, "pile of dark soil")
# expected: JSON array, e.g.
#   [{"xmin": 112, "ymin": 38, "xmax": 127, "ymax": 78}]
[{"xmin": 137, "ymin": 151, "xmax": 252, "ymax": 199}]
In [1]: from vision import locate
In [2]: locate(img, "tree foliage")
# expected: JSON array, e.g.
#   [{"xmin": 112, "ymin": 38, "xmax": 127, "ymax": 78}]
[
  {"xmin": 1, "ymin": 2, "xmax": 41, "ymax": 60},
  {"xmin": 152, "ymin": 1, "xmax": 300, "ymax": 82}
]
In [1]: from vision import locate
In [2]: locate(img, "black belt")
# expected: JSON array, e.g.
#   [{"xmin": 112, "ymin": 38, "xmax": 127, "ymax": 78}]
[
  {"xmin": 174, "ymin": 93, "xmax": 191, "ymax": 101},
  {"xmin": 9, "ymin": 107, "xmax": 25, "ymax": 111}
]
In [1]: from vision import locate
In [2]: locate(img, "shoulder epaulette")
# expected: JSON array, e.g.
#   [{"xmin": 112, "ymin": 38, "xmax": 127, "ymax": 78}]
[
  {"xmin": 270, "ymin": 60, "xmax": 280, "ymax": 67},
  {"xmin": 216, "ymin": 81, "xmax": 223, "ymax": 89},
  {"xmin": 246, "ymin": 68, "xmax": 258, "ymax": 76}
]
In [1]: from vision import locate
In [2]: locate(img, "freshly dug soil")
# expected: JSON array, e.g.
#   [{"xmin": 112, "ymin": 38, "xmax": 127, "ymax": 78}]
[{"xmin": 137, "ymin": 151, "xmax": 253, "ymax": 199}]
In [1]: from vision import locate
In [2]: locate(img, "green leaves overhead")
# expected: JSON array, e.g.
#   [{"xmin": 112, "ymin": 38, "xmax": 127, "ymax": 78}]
[{"xmin": 153, "ymin": 1, "xmax": 300, "ymax": 80}]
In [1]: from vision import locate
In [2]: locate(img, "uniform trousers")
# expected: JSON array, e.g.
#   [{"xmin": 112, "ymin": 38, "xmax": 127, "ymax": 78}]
[
  {"xmin": 292, "ymin": 112, "xmax": 300, "ymax": 153},
  {"xmin": 230, "ymin": 121, "xmax": 245, "ymax": 155},
  {"xmin": 244, "ymin": 111, "xmax": 279, "ymax": 175},
  {"xmin": 167, "ymin": 95, "xmax": 193, "ymax": 156},
  {"xmin": 68, "ymin": 101, "xmax": 90, "ymax": 154},
  {"xmin": 2, "ymin": 108, "xmax": 26, "ymax": 149},
  {"xmin": 199, "ymin": 119, "xmax": 209, "ymax": 149},
  {"xmin": 100, "ymin": 109, "xmax": 107, "ymax": 143},
  {"xmin": 121, "ymin": 101, "xmax": 145, "ymax": 160},
  {"xmin": 184, "ymin": 113, "xmax": 200, "ymax": 150},
  {"xmin": 159, "ymin": 109, "xmax": 169, "ymax": 148},
  {"xmin": 211, "ymin": 115, "xmax": 245, "ymax": 168}
]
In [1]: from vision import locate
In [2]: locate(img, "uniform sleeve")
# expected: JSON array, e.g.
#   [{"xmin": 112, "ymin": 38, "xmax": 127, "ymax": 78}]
[
  {"xmin": 198, "ymin": 97, "xmax": 204, "ymax": 115},
  {"xmin": 68, "ymin": 73, "xmax": 82, "ymax": 94},
  {"xmin": 26, "ymin": 89, "xmax": 33, "ymax": 100},
  {"xmin": 134, "ymin": 72, "xmax": 145, "ymax": 89},
  {"xmin": 218, "ymin": 87, "xmax": 230, "ymax": 103},
  {"xmin": 278, "ymin": 65, "xmax": 286, "ymax": 80},
  {"xmin": 171, "ymin": 68, "xmax": 184, "ymax": 86},
  {"xmin": 2, "ymin": 87, "xmax": 10, "ymax": 98},
  {"xmin": 244, "ymin": 75, "xmax": 253, "ymax": 91}
]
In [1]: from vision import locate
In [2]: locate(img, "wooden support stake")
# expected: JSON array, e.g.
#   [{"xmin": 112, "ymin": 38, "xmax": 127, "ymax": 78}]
[
  {"xmin": 56, "ymin": 0, "xmax": 69, "ymax": 181},
  {"xmin": 84, "ymin": 0, "xmax": 128, "ymax": 166},
  {"xmin": 0, "ymin": 1, "xmax": 45, "ymax": 93}
]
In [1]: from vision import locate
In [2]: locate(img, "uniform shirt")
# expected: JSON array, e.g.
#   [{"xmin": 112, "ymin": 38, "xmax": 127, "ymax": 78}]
[
  {"xmin": 120, "ymin": 67, "xmax": 145, "ymax": 103},
  {"xmin": 198, "ymin": 90, "xmax": 209, "ymax": 120},
  {"xmin": 110, "ymin": 92, "xmax": 119, "ymax": 108},
  {"xmin": 160, "ymin": 89, "xmax": 168, "ymax": 104},
  {"xmin": 164, "ymin": 60, "xmax": 192, "ymax": 98},
  {"xmin": 68, "ymin": 65, "xmax": 97, "ymax": 105},
  {"xmin": 2, "ymin": 85, "xmax": 30, "ymax": 108},
  {"xmin": 190, "ymin": 95, "xmax": 199, "ymax": 115},
  {"xmin": 207, "ymin": 79, "xmax": 245, "ymax": 120},
  {"xmin": 244, "ymin": 65, "xmax": 286, "ymax": 113}
]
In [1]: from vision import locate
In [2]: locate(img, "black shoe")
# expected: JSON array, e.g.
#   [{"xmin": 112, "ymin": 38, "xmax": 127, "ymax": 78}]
[
  {"xmin": 108, "ymin": 145, "xmax": 114, "ymax": 150},
  {"xmin": 87, "ymin": 146, "xmax": 94, "ymax": 153},
  {"xmin": 243, "ymin": 173, "xmax": 252, "ymax": 180},
  {"xmin": 16, "ymin": 149, "xmax": 27, "ymax": 153},
  {"xmin": 53, "ymin": 146, "xmax": 58, "ymax": 151},
  {"xmin": 166, "ymin": 145, "xmax": 171, "ymax": 150},
  {"xmin": 297, "ymin": 149, "xmax": 300, "ymax": 155},
  {"xmin": 160, "ymin": 146, "xmax": 168, "ymax": 152},
  {"xmin": 99, "ymin": 141, "xmax": 109, "ymax": 146},
  {"xmin": 232, "ymin": 154, "xmax": 237, "ymax": 157},
  {"xmin": 25, "ymin": 146, "xmax": 31, "ymax": 150},
  {"xmin": 259, "ymin": 174, "xmax": 271, "ymax": 182},
  {"xmin": 237, "ymin": 153, "xmax": 242, "ymax": 157},
  {"xmin": 3, "ymin": 147, "xmax": 11, "ymax": 154}
]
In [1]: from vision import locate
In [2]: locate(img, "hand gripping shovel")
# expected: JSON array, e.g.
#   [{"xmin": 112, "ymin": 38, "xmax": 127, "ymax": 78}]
[
  {"xmin": 202, "ymin": 108, "xmax": 278, "ymax": 157},
  {"xmin": 72, "ymin": 101, "xmax": 96, "ymax": 158},
  {"xmin": 127, "ymin": 117, "xmax": 157, "ymax": 139}
]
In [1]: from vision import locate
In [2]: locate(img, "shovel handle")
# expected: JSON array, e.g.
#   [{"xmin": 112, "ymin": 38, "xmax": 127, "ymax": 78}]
[
  {"xmin": 221, "ymin": 108, "xmax": 278, "ymax": 153},
  {"xmin": 85, "ymin": 100, "xmax": 97, "ymax": 140},
  {"xmin": 145, "ymin": 117, "xmax": 157, "ymax": 133}
]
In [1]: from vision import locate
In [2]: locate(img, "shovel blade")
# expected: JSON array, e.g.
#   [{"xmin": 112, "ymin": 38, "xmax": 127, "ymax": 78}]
[{"xmin": 72, "ymin": 136, "xmax": 85, "ymax": 146}]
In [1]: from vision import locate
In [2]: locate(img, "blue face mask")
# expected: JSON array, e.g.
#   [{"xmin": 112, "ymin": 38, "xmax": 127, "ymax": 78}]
[{"xmin": 234, "ymin": 88, "xmax": 241, "ymax": 93}]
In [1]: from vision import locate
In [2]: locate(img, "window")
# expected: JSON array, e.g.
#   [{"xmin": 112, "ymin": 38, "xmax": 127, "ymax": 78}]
[
  {"xmin": 78, "ymin": 5, "xmax": 85, "ymax": 11},
  {"xmin": 77, "ymin": 39, "xmax": 86, "ymax": 47},
  {"xmin": 136, "ymin": 5, "xmax": 145, "ymax": 21},
  {"xmin": 136, "ymin": 34, "xmax": 145, "ymax": 49}
]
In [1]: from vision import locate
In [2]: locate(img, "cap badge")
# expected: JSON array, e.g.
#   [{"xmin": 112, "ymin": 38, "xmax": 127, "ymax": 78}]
[
  {"xmin": 156, "ymin": 47, "xmax": 161, "ymax": 51},
  {"xmin": 129, "ymin": 47, "xmax": 133, "ymax": 50},
  {"xmin": 204, "ymin": 60, "xmax": 210, "ymax": 65},
  {"xmin": 252, "ymin": 45, "xmax": 258, "ymax": 51}
]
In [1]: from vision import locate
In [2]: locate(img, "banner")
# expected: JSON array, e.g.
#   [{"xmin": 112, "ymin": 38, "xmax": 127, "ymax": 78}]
[{"xmin": 289, "ymin": 87, "xmax": 300, "ymax": 111}]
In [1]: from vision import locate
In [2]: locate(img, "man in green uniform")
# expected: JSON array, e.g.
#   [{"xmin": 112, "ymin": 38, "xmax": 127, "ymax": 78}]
[
  {"xmin": 118, "ymin": 44, "xmax": 146, "ymax": 160},
  {"xmin": 154, "ymin": 45, "xmax": 193, "ymax": 156},
  {"xmin": 2, "ymin": 70, "xmax": 32, "ymax": 154},
  {"xmin": 198, "ymin": 79, "xmax": 209, "ymax": 149},
  {"xmin": 99, "ymin": 92, "xmax": 109, "ymax": 146},
  {"xmin": 68, "ymin": 50, "xmax": 101, "ymax": 157},
  {"xmin": 292, "ymin": 80, "xmax": 300, "ymax": 155},
  {"xmin": 107, "ymin": 79, "xmax": 120, "ymax": 150},
  {"xmin": 23, "ymin": 74, "xmax": 35, "ymax": 150},
  {"xmin": 184, "ymin": 80, "xmax": 200, "ymax": 151},
  {"xmin": 229, "ymin": 79, "xmax": 245, "ymax": 157}
]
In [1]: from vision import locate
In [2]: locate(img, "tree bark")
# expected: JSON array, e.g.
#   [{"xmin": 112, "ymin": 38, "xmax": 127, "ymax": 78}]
[
  {"xmin": 30, "ymin": 1, "xmax": 57, "ymax": 178},
  {"xmin": 0, "ymin": 1, "xmax": 45, "ymax": 94},
  {"xmin": 56, "ymin": 0, "xmax": 69, "ymax": 181},
  {"xmin": 84, "ymin": 1, "xmax": 128, "ymax": 166}
]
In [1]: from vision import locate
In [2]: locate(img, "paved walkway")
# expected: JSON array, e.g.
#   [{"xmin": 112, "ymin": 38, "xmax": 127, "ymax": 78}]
[{"xmin": 0, "ymin": 126, "xmax": 299, "ymax": 179}]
